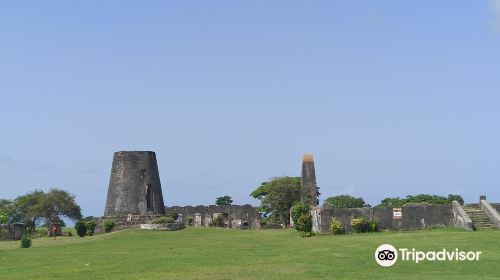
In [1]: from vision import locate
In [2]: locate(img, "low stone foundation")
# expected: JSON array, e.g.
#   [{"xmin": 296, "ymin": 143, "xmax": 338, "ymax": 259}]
[
  {"xmin": 140, "ymin": 223, "xmax": 185, "ymax": 231},
  {"xmin": 93, "ymin": 214, "xmax": 164, "ymax": 234},
  {"xmin": 165, "ymin": 205, "xmax": 261, "ymax": 229}
]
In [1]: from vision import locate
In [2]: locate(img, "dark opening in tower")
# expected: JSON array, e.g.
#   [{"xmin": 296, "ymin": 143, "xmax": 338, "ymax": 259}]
[{"xmin": 146, "ymin": 185, "xmax": 153, "ymax": 211}]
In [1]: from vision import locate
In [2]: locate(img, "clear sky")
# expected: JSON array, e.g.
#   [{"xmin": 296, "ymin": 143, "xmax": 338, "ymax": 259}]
[{"xmin": 1, "ymin": 1, "xmax": 499, "ymax": 217}]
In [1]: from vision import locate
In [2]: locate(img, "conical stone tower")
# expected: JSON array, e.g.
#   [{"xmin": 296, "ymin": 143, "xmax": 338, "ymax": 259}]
[
  {"xmin": 301, "ymin": 154, "xmax": 318, "ymax": 207},
  {"xmin": 104, "ymin": 151, "xmax": 166, "ymax": 216}
]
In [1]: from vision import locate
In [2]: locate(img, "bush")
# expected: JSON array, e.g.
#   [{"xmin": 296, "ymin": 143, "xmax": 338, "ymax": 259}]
[
  {"xmin": 329, "ymin": 217, "xmax": 345, "ymax": 235},
  {"xmin": 350, "ymin": 217, "xmax": 379, "ymax": 233},
  {"xmin": 291, "ymin": 202, "xmax": 310, "ymax": 226},
  {"xmin": 86, "ymin": 220, "xmax": 96, "ymax": 236},
  {"xmin": 187, "ymin": 216, "xmax": 193, "ymax": 226},
  {"xmin": 350, "ymin": 217, "xmax": 370, "ymax": 233},
  {"xmin": 167, "ymin": 212, "xmax": 179, "ymax": 221},
  {"xmin": 368, "ymin": 218, "xmax": 379, "ymax": 232},
  {"xmin": 74, "ymin": 220, "xmax": 87, "ymax": 237},
  {"xmin": 152, "ymin": 216, "xmax": 175, "ymax": 224},
  {"xmin": 211, "ymin": 215, "xmax": 224, "ymax": 227},
  {"xmin": 0, "ymin": 227, "xmax": 9, "ymax": 240},
  {"xmin": 20, "ymin": 234, "xmax": 32, "ymax": 248},
  {"xmin": 295, "ymin": 212, "xmax": 313, "ymax": 237},
  {"xmin": 102, "ymin": 219, "xmax": 115, "ymax": 233},
  {"xmin": 34, "ymin": 227, "xmax": 48, "ymax": 237}
]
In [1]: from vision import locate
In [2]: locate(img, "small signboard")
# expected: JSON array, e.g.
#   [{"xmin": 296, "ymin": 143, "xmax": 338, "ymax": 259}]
[{"xmin": 393, "ymin": 208, "xmax": 402, "ymax": 220}]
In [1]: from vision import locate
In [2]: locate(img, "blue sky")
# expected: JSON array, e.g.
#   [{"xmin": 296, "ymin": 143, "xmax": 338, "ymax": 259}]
[{"xmin": 1, "ymin": 1, "xmax": 499, "ymax": 217}]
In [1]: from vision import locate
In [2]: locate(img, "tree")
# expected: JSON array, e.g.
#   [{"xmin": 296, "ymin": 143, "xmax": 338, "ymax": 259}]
[
  {"xmin": 12, "ymin": 190, "xmax": 46, "ymax": 230},
  {"xmin": 324, "ymin": 195, "xmax": 365, "ymax": 208},
  {"xmin": 215, "ymin": 196, "xmax": 233, "ymax": 206},
  {"xmin": 447, "ymin": 194, "xmax": 464, "ymax": 205},
  {"xmin": 375, "ymin": 194, "xmax": 465, "ymax": 208},
  {"xmin": 250, "ymin": 177, "xmax": 301, "ymax": 226},
  {"xmin": 37, "ymin": 189, "xmax": 82, "ymax": 226}
]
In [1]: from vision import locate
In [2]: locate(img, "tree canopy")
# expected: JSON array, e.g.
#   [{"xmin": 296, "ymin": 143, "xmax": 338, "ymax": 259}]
[
  {"xmin": 0, "ymin": 188, "xmax": 82, "ymax": 230},
  {"xmin": 375, "ymin": 194, "xmax": 464, "ymax": 208},
  {"xmin": 215, "ymin": 195, "xmax": 233, "ymax": 206},
  {"xmin": 251, "ymin": 176, "xmax": 301, "ymax": 226},
  {"xmin": 324, "ymin": 195, "xmax": 365, "ymax": 208}
]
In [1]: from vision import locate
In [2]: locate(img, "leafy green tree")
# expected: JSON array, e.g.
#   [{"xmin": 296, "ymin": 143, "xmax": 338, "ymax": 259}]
[
  {"xmin": 215, "ymin": 196, "xmax": 233, "ymax": 206},
  {"xmin": 376, "ymin": 194, "xmax": 464, "ymax": 208},
  {"xmin": 38, "ymin": 189, "xmax": 82, "ymax": 226},
  {"xmin": 376, "ymin": 197, "xmax": 405, "ymax": 208},
  {"xmin": 0, "ymin": 199, "xmax": 14, "ymax": 223},
  {"xmin": 447, "ymin": 194, "xmax": 464, "ymax": 205},
  {"xmin": 324, "ymin": 195, "xmax": 365, "ymax": 208},
  {"xmin": 12, "ymin": 190, "xmax": 46, "ymax": 230},
  {"xmin": 0, "ymin": 209, "xmax": 8, "ymax": 224},
  {"xmin": 250, "ymin": 177, "xmax": 301, "ymax": 226}
]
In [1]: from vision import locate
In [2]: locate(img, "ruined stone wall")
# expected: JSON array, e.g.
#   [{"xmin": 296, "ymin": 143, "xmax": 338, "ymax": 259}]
[
  {"xmin": 316, "ymin": 205, "xmax": 454, "ymax": 234},
  {"xmin": 104, "ymin": 151, "xmax": 165, "ymax": 216},
  {"xmin": 165, "ymin": 205, "xmax": 261, "ymax": 229},
  {"xmin": 94, "ymin": 214, "xmax": 164, "ymax": 234}
]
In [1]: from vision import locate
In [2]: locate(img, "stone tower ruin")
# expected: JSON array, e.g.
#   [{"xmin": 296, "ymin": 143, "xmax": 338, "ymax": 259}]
[
  {"xmin": 104, "ymin": 151, "xmax": 166, "ymax": 216},
  {"xmin": 301, "ymin": 154, "xmax": 318, "ymax": 207}
]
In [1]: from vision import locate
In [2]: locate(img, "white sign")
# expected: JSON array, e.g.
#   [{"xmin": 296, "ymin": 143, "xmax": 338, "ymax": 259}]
[{"xmin": 393, "ymin": 208, "xmax": 402, "ymax": 219}]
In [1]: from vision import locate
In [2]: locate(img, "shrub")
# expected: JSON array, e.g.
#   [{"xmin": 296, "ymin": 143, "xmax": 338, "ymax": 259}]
[
  {"xmin": 167, "ymin": 212, "xmax": 179, "ymax": 221},
  {"xmin": 329, "ymin": 217, "xmax": 345, "ymax": 235},
  {"xmin": 102, "ymin": 219, "xmax": 115, "ymax": 233},
  {"xmin": 368, "ymin": 218, "xmax": 379, "ymax": 232},
  {"xmin": 350, "ymin": 217, "xmax": 380, "ymax": 233},
  {"xmin": 211, "ymin": 215, "xmax": 224, "ymax": 227},
  {"xmin": 20, "ymin": 234, "xmax": 32, "ymax": 248},
  {"xmin": 74, "ymin": 220, "xmax": 87, "ymax": 237},
  {"xmin": 34, "ymin": 227, "xmax": 48, "ymax": 237},
  {"xmin": 350, "ymin": 217, "xmax": 370, "ymax": 233},
  {"xmin": 295, "ymin": 212, "xmax": 313, "ymax": 237},
  {"xmin": 0, "ymin": 227, "xmax": 9, "ymax": 240},
  {"xmin": 187, "ymin": 216, "xmax": 193, "ymax": 226},
  {"xmin": 291, "ymin": 202, "xmax": 310, "ymax": 226},
  {"xmin": 152, "ymin": 216, "xmax": 175, "ymax": 224},
  {"xmin": 86, "ymin": 220, "xmax": 96, "ymax": 236}
]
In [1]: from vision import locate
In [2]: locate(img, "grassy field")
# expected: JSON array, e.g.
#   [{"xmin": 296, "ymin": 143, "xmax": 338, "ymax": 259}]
[{"xmin": 0, "ymin": 227, "xmax": 499, "ymax": 279}]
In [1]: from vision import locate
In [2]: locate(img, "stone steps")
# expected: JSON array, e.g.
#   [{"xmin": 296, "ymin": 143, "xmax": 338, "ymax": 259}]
[{"xmin": 463, "ymin": 206, "xmax": 495, "ymax": 230}]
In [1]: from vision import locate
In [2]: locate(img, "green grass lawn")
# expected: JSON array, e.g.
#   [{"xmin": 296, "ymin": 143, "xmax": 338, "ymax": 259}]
[{"xmin": 0, "ymin": 227, "xmax": 499, "ymax": 279}]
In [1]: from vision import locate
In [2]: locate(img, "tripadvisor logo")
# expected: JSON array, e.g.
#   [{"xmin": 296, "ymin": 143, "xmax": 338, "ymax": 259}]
[{"xmin": 375, "ymin": 244, "xmax": 482, "ymax": 267}]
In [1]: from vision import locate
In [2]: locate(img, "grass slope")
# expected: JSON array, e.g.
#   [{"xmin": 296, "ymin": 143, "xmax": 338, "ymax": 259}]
[{"xmin": 0, "ymin": 227, "xmax": 499, "ymax": 279}]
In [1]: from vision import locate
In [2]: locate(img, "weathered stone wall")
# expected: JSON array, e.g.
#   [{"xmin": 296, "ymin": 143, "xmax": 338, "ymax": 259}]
[
  {"xmin": 94, "ymin": 214, "xmax": 164, "ymax": 234},
  {"xmin": 452, "ymin": 201, "xmax": 474, "ymax": 231},
  {"xmin": 165, "ymin": 205, "xmax": 261, "ymax": 229},
  {"xmin": 104, "ymin": 151, "xmax": 165, "ymax": 216},
  {"xmin": 316, "ymin": 205, "xmax": 454, "ymax": 234},
  {"xmin": 140, "ymin": 223, "xmax": 185, "ymax": 231}
]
